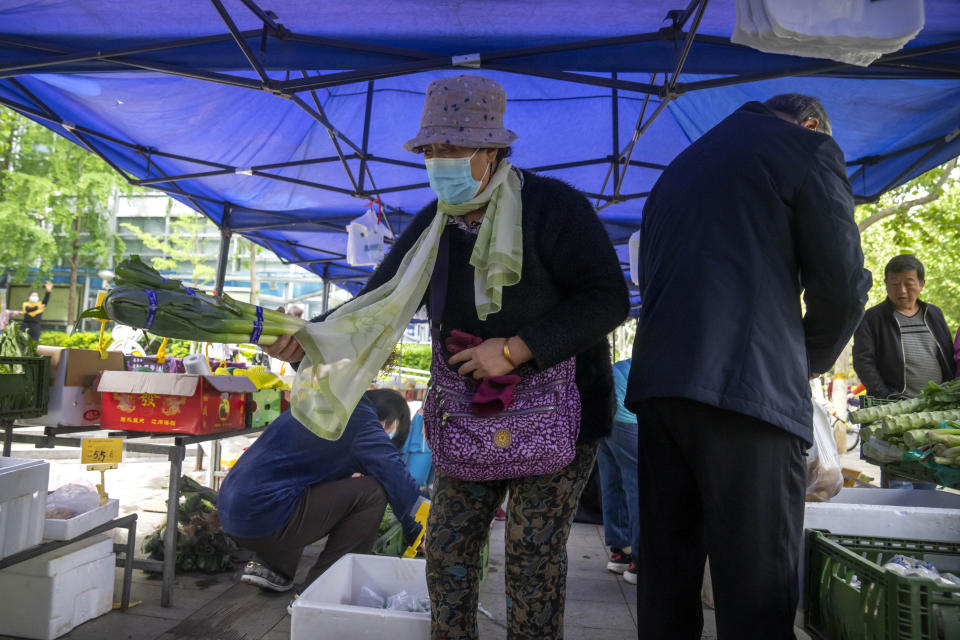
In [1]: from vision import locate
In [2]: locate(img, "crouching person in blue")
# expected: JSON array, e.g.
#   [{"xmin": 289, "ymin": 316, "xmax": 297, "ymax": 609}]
[{"xmin": 218, "ymin": 389, "xmax": 423, "ymax": 592}]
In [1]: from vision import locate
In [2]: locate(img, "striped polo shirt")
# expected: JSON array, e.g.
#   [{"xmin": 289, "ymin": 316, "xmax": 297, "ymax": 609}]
[{"xmin": 895, "ymin": 311, "xmax": 945, "ymax": 398}]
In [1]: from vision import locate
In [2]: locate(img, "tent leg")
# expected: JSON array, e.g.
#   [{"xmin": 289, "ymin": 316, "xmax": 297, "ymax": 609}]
[{"xmin": 215, "ymin": 229, "xmax": 232, "ymax": 296}]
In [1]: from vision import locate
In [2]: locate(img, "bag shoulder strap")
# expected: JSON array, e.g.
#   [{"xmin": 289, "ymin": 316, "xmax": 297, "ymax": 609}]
[{"xmin": 428, "ymin": 229, "xmax": 450, "ymax": 333}]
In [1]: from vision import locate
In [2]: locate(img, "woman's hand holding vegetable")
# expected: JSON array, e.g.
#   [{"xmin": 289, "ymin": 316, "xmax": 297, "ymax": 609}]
[
  {"xmin": 262, "ymin": 333, "xmax": 305, "ymax": 364},
  {"xmin": 449, "ymin": 336, "xmax": 532, "ymax": 379}
]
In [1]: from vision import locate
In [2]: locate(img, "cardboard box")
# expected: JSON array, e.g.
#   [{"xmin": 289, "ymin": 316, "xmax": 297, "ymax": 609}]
[
  {"xmin": 21, "ymin": 347, "xmax": 125, "ymax": 428},
  {"xmin": 98, "ymin": 371, "xmax": 256, "ymax": 436}
]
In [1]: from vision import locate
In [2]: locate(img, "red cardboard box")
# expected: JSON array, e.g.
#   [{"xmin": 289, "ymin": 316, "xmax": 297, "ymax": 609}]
[{"xmin": 97, "ymin": 371, "xmax": 256, "ymax": 435}]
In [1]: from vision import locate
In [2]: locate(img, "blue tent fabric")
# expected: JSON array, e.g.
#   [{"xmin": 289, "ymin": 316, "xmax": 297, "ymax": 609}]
[{"xmin": 1, "ymin": 0, "xmax": 959, "ymax": 306}]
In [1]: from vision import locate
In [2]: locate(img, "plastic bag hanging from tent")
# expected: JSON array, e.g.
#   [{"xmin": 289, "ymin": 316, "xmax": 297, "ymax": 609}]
[
  {"xmin": 346, "ymin": 203, "xmax": 393, "ymax": 267},
  {"xmin": 732, "ymin": 0, "xmax": 924, "ymax": 67}
]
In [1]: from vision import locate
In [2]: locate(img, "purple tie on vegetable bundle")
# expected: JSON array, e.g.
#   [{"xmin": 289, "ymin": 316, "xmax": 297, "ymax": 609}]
[
  {"xmin": 144, "ymin": 290, "xmax": 159, "ymax": 330},
  {"xmin": 249, "ymin": 306, "xmax": 264, "ymax": 344},
  {"xmin": 80, "ymin": 256, "xmax": 306, "ymax": 345}
]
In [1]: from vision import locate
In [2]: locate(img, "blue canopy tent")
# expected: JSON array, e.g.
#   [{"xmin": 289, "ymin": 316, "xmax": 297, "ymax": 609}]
[{"xmin": 1, "ymin": 0, "xmax": 959, "ymax": 311}]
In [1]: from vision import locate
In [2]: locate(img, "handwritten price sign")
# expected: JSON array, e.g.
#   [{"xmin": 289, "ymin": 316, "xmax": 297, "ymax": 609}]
[{"xmin": 81, "ymin": 438, "xmax": 123, "ymax": 465}]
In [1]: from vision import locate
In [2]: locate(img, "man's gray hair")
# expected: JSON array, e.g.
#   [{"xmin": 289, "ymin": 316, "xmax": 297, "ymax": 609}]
[{"xmin": 764, "ymin": 94, "xmax": 832, "ymax": 136}]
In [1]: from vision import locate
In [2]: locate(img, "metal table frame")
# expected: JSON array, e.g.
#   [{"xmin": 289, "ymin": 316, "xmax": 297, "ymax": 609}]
[
  {"xmin": 0, "ymin": 513, "xmax": 138, "ymax": 611},
  {"xmin": 3, "ymin": 422, "xmax": 265, "ymax": 607}
]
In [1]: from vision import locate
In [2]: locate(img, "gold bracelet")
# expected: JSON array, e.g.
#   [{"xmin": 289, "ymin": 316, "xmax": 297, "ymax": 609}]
[{"xmin": 503, "ymin": 339, "xmax": 518, "ymax": 368}]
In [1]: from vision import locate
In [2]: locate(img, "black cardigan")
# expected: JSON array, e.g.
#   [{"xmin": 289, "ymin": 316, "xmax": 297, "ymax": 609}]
[
  {"xmin": 852, "ymin": 298, "xmax": 956, "ymax": 399},
  {"xmin": 355, "ymin": 170, "xmax": 630, "ymax": 442}
]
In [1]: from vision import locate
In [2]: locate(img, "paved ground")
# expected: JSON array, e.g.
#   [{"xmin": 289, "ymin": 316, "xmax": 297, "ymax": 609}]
[{"xmin": 2, "ymin": 431, "xmax": 854, "ymax": 639}]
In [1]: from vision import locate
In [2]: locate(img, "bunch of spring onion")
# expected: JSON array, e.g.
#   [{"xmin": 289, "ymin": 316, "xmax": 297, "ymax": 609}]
[{"xmin": 80, "ymin": 255, "xmax": 305, "ymax": 346}]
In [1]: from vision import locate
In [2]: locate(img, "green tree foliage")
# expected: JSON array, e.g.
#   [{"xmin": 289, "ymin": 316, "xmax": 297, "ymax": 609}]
[
  {"xmin": 0, "ymin": 111, "xmax": 128, "ymax": 323},
  {"xmin": 120, "ymin": 206, "xmax": 216, "ymax": 287},
  {"xmin": 856, "ymin": 160, "xmax": 960, "ymax": 330}
]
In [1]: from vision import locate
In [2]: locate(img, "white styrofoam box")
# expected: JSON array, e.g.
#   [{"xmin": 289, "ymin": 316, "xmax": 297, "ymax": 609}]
[
  {"xmin": 292, "ymin": 554, "xmax": 429, "ymax": 640},
  {"xmin": 0, "ymin": 457, "xmax": 49, "ymax": 560},
  {"xmin": 0, "ymin": 533, "xmax": 115, "ymax": 640},
  {"xmin": 805, "ymin": 487, "xmax": 960, "ymax": 542},
  {"xmin": 43, "ymin": 498, "xmax": 119, "ymax": 541}
]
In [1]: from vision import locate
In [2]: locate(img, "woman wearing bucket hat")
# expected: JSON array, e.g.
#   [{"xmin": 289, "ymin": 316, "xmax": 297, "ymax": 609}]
[{"xmin": 265, "ymin": 74, "xmax": 628, "ymax": 638}]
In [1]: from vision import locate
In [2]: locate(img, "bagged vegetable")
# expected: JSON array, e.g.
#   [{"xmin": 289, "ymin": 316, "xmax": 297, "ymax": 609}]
[
  {"xmin": 806, "ymin": 399, "xmax": 843, "ymax": 502},
  {"xmin": 45, "ymin": 483, "xmax": 101, "ymax": 519}
]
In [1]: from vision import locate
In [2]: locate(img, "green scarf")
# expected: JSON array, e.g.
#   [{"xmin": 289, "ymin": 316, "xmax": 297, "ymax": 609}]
[{"xmin": 291, "ymin": 161, "xmax": 523, "ymax": 440}]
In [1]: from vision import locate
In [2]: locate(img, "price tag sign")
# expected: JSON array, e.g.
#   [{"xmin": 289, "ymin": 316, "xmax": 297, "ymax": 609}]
[{"xmin": 81, "ymin": 438, "xmax": 123, "ymax": 465}]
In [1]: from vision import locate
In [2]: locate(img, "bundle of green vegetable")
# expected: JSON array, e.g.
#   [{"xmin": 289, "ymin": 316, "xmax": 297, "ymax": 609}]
[
  {"xmin": 143, "ymin": 476, "xmax": 236, "ymax": 573},
  {"xmin": 852, "ymin": 379, "xmax": 960, "ymax": 469},
  {"xmin": 0, "ymin": 322, "xmax": 38, "ymax": 373},
  {"xmin": 81, "ymin": 256, "xmax": 305, "ymax": 345}
]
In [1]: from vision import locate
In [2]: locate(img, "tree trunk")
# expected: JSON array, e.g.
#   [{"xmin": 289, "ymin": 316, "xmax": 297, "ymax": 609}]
[
  {"xmin": 248, "ymin": 242, "xmax": 257, "ymax": 305},
  {"xmin": 67, "ymin": 199, "xmax": 82, "ymax": 328}
]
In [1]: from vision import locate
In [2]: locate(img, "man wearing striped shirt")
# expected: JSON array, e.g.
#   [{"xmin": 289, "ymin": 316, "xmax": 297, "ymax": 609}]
[{"xmin": 853, "ymin": 254, "xmax": 956, "ymax": 399}]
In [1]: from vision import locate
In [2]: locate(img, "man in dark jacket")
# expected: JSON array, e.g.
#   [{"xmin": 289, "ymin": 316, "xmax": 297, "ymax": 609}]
[
  {"xmin": 626, "ymin": 95, "xmax": 871, "ymax": 639},
  {"xmin": 853, "ymin": 254, "xmax": 955, "ymax": 399}
]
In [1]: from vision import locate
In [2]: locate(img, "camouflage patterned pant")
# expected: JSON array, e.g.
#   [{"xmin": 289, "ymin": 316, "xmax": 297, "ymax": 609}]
[{"xmin": 425, "ymin": 440, "xmax": 598, "ymax": 639}]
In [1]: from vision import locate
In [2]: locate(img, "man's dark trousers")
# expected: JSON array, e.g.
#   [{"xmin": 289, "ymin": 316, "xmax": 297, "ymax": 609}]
[{"xmin": 634, "ymin": 398, "xmax": 806, "ymax": 640}]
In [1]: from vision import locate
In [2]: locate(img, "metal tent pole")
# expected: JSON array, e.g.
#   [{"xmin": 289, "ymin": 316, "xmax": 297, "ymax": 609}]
[{"xmin": 321, "ymin": 265, "xmax": 331, "ymax": 314}]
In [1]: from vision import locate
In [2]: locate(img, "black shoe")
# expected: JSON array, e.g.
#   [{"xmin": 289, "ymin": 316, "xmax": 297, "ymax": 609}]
[
  {"xmin": 241, "ymin": 561, "xmax": 294, "ymax": 592},
  {"xmin": 606, "ymin": 547, "xmax": 630, "ymax": 574}
]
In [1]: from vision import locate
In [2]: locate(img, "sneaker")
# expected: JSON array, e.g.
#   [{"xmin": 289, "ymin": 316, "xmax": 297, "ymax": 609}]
[
  {"xmin": 623, "ymin": 559, "xmax": 638, "ymax": 585},
  {"xmin": 606, "ymin": 548, "xmax": 630, "ymax": 574},
  {"xmin": 241, "ymin": 561, "xmax": 294, "ymax": 592}
]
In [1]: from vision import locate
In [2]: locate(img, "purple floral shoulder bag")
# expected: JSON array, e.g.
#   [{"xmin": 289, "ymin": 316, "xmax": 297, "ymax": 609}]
[{"xmin": 422, "ymin": 233, "xmax": 582, "ymax": 481}]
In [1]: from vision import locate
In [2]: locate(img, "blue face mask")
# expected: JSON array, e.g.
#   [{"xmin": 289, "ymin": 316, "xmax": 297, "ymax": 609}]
[{"xmin": 424, "ymin": 149, "xmax": 488, "ymax": 204}]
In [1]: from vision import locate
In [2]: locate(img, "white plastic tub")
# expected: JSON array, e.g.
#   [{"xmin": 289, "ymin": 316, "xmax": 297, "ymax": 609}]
[
  {"xmin": 800, "ymin": 487, "xmax": 960, "ymax": 609},
  {"xmin": 43, "ymin": 498, "xmax": 119, "ymax": 541},
  {"xmin": 0, "ymin": 533, "xmax": 115, "ymax": 639},
  {"xmin": 291, "ymin": 554, "xmax": 430, "ymax": 640},
  {"xmin": 0, "ymin": 457, "xmax": 49, "ymax": 560},
  {"xmin": 804, "ymin": 487, "xmax": 960, "ymax": 542}
]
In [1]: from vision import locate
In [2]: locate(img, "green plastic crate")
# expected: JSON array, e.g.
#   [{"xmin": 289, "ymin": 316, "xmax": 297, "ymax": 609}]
[
  {"xmin": 0, "ymin": 356, "xmax": 50, "ymax": 420},
  {"xmin": 806, "ymin": 530, "xmax": 960, "ymax": 640},
  {"xmin": 373, "ymin": 519, "xmax": 405, "ymax": 556},
  {"xmin": 250, "ymin": 389, "xmax": 285, "ymax": 428},
  {"xmin": 861, "ymin": 395, "xmax": 896, "ymax": 410},
  {"xmin": 372, "ymin": 515, "xmax": 490, "ymax": 582}
]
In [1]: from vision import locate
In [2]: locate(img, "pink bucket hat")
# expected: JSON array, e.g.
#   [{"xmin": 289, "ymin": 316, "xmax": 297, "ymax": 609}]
[{"xmin": 404, "ymin": 75, "xmax": 518, "ymax": 152}]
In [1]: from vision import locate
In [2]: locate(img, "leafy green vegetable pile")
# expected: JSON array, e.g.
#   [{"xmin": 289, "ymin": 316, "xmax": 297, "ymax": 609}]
[
  {"xmin": 378, "ymin": 506, "xmax": 396, "ymax": 536},
  {"xmin": 0, "ymin": 322, "xmax": 38, "ymax": 372},
  {"xmin": 851, "ymin": 378, "xmax": 960, "ymax": 469},
  {"xmin": 82, "ymin": 256, "xmax": 305, "ymax": 345},
  {"xmin": 143, "ymin": 476, "xmax": 237, "ymax": 574}
]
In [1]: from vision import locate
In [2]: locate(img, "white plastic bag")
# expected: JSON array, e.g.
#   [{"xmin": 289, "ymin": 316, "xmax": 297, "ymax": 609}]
[
  {"xmin": 45, "ymin": 483, "xmax": 101, "ymax": 519},
  {"xmin": 806, "ymin": 399, "xmax": 843, "ymax": 502},
  {"xmin": 346, "ymin": 208, "xmax": 393, "ymax": 267},
  {"xmin": 732, "ymin": 0, "xmax": 924, "ymax": 67},
  {"xmin": 628, "ymin": 228, "xmax": 642, "ymax": 287}
]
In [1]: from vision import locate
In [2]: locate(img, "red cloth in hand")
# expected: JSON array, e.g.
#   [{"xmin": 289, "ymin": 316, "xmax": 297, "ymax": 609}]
[{"xmin": 444, "ymin": 330, "xmax": 522, "ymax": 417}]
